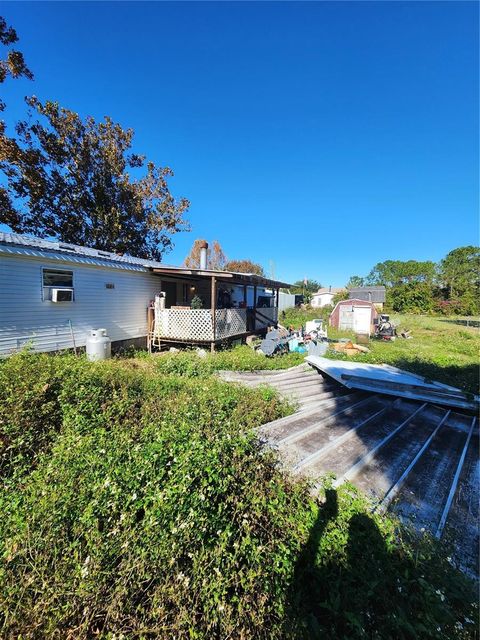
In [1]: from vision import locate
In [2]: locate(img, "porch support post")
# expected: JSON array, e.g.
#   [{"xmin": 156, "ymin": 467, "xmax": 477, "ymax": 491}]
[
  {"xmin": 253, "ymin": 284, "xmax": 257, "ymax": 332},
  {"xmin": 276, "ymin": 287, "xmax": 279, "ymax": 324},
  {"xmin": 211, "ymin": 276, "xmax": 216, "ymax": 352}
]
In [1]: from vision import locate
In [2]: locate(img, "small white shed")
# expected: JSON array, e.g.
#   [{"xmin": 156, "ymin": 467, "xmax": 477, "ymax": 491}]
[{"xmin": 329, "ymin": 299, "xmax": 378, "ymax": 335}]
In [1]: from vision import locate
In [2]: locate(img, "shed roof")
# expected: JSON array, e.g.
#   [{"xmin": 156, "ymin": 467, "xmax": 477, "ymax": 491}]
[{"xmin": 0, "ymin": 232, "xmax": 290, "ymax": 288}]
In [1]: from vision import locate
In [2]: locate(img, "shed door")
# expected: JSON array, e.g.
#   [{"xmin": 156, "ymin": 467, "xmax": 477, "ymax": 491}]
[
  {"xmin": 339, "ymin": 306, "xmax": 354, "ymax": 330},
  {"xmin": 353, "ymin": 306, "xmax": 371, "ymax": 334}
]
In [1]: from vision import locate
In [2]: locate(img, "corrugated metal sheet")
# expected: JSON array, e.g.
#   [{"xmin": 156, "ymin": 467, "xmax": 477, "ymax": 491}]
[{"xmin": 306, "ymin": 355, "xmax": 479, "ymax": 411}]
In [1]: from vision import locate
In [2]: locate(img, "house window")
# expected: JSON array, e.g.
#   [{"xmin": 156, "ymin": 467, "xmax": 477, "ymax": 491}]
[{"xmin": 42, "ymin": 268, "xmax": 74, "ymax": 301}]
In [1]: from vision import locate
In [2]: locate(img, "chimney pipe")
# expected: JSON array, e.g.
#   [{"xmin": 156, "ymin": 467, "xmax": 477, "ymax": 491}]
[{"xmin": 199, "ymin": 241, "xmax": 208, "ymax": 270}]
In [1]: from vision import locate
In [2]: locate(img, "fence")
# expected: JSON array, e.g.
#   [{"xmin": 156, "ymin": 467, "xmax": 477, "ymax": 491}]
[
  {"xmin": 152, "ymin": 306, "xmax": 278, "ymax": 343},
  {"xmin": 153, "ymin": 307, "xmax": 250, "ymax": 342}
]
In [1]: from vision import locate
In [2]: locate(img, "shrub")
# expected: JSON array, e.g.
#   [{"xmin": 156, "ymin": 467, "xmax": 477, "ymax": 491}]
[
  {"xmin": 0, "ymin": 351, "xmax": 85, "ymax": 481},
  {"xmin": 150, "ymin": 345, "xmax": 304, "ymax": 378},
  {"xmin": 190, "ymin": 294, "xmax": 204, "ymax": 309},
  {"xmin": 388, "ymin": 283, "xmax": 435, "ymax": 314},
  {"xmin": 434, "ymin": 296, "xmax": 480, "ymax": 316}
]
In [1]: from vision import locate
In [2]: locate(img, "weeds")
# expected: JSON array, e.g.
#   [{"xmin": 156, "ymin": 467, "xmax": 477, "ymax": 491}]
[{"xmin": 137, "ymin": 345, "xmax": 305, "ymax": 378}]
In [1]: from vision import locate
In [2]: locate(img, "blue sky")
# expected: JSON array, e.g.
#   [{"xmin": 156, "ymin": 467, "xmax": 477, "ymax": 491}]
[{"xmin": 1, "ymin": 1, "xmax": 478, "ymax": 286}]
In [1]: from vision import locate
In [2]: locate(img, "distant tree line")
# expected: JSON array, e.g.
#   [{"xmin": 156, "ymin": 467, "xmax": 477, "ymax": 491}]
[{"xmin": 346, "ymin": 246, "xmax": 480, "ymax": 315}]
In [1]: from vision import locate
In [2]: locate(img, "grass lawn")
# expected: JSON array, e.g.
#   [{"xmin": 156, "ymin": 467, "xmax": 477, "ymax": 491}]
[
  {"xmin": 281, "ymin": 308, "xmax": 479, "ymax": 395},
  {"xmin": 0, "ymin": 349, "xmax": 477, "ymax": 638}
]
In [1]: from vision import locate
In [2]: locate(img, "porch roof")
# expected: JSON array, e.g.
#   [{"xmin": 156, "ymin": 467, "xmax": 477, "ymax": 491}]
[{"xmin": 150, "ymin": 266, "xmax": 290, "ymax": 289}]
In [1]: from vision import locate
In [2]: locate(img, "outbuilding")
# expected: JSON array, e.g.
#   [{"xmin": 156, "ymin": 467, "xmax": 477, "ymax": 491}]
[{"xmin": 329, "ymin": 298, "xmax": 378, "ymax": 335}]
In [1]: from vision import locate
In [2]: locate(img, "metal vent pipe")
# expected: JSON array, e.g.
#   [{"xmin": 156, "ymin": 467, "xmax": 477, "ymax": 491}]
[{"xmin": 199, "ymin": 241, "xmax": 208, "ymax": 269}]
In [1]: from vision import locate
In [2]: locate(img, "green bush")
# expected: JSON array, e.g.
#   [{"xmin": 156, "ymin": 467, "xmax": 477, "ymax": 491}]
[
  {"xmin": 149, "ymin": 345, "xmax": 305, "ymax": 378},
  {"xmin": 0, "ymin": 354, "xmax": 477, "ymax": 638},
  {"xmin": 388, "ymin": 283, "xmax": 435, "ymax": 314},
  {"xmin": 0, "ymin": 351, "xmax": 85, "ymax": 481}
]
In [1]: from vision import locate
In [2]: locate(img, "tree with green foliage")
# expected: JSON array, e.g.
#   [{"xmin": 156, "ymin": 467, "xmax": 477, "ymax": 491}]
[
  {"xmin": 439, "ymin": 246, "xmax": 480, "ymax": 302},
  {"xmin": 366, "ymin": 260, "xmax": 436, "ymax": 287},
  {"xmin": 291, "ymin": 279, "xmax": 321, "ymax": 293},
  {"xmin": 343, "ymin": 248, "xmax": 479, "ymax": 316},
  {"xmin": 332, "ymin": 289, "xmax": 349, "ymax": 306},
  {"xmin": 224, "ymin": 259, "xmax": 265, "ymax": 276},
  {"xmin": 289, "ymin": 280, "xmax": 322, "ymax": 304},
  {"xmin": 388, "ymin": 282, "xmax": 435, "ymax": 314},
  {"xmin": 1, "ymin": 97, "xmax": 190, "ymax": 260},
  {"xmin": 346, "ymin": 275, "xmax": 364, "ymax": 289}
]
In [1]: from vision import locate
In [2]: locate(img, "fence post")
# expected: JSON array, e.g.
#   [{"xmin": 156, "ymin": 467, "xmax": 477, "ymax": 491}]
[{"xmin": 211, "ymin": 276, "xmax": 216, "ymax": 352}]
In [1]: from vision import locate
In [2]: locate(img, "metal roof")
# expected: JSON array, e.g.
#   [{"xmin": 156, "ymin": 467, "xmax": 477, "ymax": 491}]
[
  {"xmin": 151, "ymin": 266, "xmax": 291, "ymax": 289},
  {"xmin": 0, "ymin": 232, "xmax": 291, "ymax": 287},
  {"xmin": 0, "ymin": 232, "xmax": 177, "ymax": 271}
]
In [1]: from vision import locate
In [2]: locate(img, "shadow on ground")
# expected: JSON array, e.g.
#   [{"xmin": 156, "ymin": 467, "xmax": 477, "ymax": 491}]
[{"xmin": 282, "ymin": 487, "xmax": 477, "ymax": 639}]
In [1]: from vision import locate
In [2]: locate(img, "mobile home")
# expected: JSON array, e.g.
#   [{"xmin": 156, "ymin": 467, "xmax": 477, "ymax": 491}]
[{"xmin": 0, "ymin": 233, "xmax": 289, "ymax": 355}]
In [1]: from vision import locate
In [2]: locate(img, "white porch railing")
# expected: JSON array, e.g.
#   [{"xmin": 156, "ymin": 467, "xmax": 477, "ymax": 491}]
[{"xmin": 153, "ymin": 308, "xmax": 249, "ymax": 342}]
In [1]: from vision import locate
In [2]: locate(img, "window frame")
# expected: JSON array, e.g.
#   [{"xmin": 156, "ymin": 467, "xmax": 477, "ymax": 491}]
[{"xmin": 41, "ymin": 267, "xmax": 75, "ymax": 302}]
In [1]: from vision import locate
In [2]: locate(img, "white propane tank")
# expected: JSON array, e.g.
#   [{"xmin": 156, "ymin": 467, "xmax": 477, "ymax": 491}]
[{"xmin": 86, "ymin": 328, "xmax": 111, "ymax": 361}]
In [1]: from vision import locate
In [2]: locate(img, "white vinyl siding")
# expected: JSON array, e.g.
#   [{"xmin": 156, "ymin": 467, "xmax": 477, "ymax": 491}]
[{"xmin": 0, "ymin": 254, "xmax": 162, "ymax": 355}]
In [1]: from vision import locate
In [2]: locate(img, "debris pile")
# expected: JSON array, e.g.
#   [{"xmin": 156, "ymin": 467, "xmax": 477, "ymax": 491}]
[
  {"xmin": 258, "ymin": 328, "xmax": 291, "ymax": 356},
  {"xmin": 256, "ymin": 320, "xmax": 329, "ymax": 357},
  {"xmin": 333, "ymin": 340, "xmax": 370, "ymax": 356}
]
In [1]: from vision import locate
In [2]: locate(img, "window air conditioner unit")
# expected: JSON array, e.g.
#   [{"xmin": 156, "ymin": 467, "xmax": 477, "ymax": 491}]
[{"xmin": 51, "ymin": 288, "xmax": 73, "ymax": 302}]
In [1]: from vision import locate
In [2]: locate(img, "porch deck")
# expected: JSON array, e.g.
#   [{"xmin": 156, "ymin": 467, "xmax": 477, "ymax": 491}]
[{"xmin": 149, "ymin": 306, "xmax": 278, "ymax": 348}]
